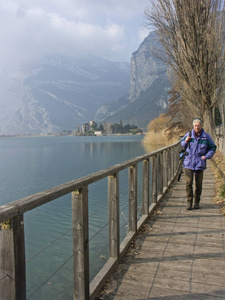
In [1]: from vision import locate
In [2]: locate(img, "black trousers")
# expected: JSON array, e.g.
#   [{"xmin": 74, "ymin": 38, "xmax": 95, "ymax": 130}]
[{"xmin": 184, "ymin": 168, "xmax": 204, "ymax": 204}]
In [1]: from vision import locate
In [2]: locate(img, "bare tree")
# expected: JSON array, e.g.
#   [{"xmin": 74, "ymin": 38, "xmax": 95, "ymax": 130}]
[
  {"xmin": 103, "ymin": 122, "xmax": 112, "ymax": 135},
  {"xmin": 165, "ymin": 85, "xmax": 192, "ymax": 138},
  {"xmin": 145, "ymin": 0, "xmax": 225, "ymax": 138}
]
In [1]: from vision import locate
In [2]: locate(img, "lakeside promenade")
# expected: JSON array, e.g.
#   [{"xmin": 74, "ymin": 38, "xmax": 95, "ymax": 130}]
[{"xmin": 100, "ymin": 166, "xmax": 225, "ymax": 299}]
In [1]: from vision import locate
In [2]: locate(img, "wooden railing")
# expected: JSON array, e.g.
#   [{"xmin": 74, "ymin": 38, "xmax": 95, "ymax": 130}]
[{"xmin": 0, "ymin": 141, "xmax": 181, "ymax": 300}]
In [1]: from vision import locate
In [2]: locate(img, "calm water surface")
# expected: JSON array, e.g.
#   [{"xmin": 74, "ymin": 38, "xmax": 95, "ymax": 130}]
[
  {"xmin": 0, "ymin": 135, "xmax": 157, "ymax": 299},
  {"xmin": 0, "ymin": 135, "xmax": 146, "ymax": 203}
]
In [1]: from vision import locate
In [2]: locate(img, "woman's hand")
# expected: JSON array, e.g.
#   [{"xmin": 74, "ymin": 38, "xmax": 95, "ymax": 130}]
[{"xmin": 185, "ymin": 136, "xmax": 191, "ymax": 143}]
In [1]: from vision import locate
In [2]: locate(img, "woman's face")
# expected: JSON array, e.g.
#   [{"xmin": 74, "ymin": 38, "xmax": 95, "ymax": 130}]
[{"xmin": 194, "ymin": 122, "xmax": 202, "ymax": 134}]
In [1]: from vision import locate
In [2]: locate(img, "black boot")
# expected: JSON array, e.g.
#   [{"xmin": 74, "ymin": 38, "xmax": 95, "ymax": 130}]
[
  {"xmin": 194, "ymin": 201, "xmax": 200, "ymax": 209},
  {"xmin": 186, "ymin": 201, "xmax": 192, "ymax": 210}
]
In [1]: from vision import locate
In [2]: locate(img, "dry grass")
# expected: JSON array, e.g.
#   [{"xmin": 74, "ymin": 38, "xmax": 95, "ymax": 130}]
[
  {"xmin": 142, "ymin": 114, "xmax": 185, "ymax": 147},
  {"xmin": 142, "ymin": 129, "xmax": 178, "ymax": 146},
  {"xmin": 210, "ymin": 151, "xmax": 225, "ymax": 214}
]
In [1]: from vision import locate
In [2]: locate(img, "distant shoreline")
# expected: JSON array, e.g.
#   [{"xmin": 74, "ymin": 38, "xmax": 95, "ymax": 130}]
[{"xmin": 0, "ymin": 132, "xmax": 145, "ymax": 138}]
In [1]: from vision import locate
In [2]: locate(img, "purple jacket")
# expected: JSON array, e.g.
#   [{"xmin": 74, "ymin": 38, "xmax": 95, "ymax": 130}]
[{"xmin": 180, "ymin": 129, "xmax": 216, "ymax": 171}]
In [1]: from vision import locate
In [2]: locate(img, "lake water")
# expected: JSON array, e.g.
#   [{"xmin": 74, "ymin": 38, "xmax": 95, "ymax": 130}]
[{"xmin": 0, "ymin": 135, "xmax": 156, "ymax": 299}]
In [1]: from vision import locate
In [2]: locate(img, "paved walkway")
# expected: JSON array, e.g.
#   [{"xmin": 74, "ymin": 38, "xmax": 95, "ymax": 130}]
[{"xmin": 101, "ymin": 166, "xmax": 225, "ymax": 299}]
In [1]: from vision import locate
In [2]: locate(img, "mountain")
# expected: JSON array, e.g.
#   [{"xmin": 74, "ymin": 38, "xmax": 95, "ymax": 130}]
[
  {"xmin": 0, "ymin": 31, "xmax": 169, "ymax": 135},
  {"xmin": 97, "ymin": 77, "xmax": 170, "ymax": 129},
  {"xmin": 0, "ymin": 55, "xmax": 130, "ymax": 135},
  {"xmin": 96, "ymin": 31, "xmax": 170, "ymax": 129}
]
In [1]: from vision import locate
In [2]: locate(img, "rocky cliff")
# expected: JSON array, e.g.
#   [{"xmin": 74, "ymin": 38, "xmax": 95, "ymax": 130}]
[
  {"xmin": 129, "ymin": 31, "xmax": 167, "ymax": 101},
  {"xmin": 97, "ymin": 31, "xmax": 170, "ymax": 129}
]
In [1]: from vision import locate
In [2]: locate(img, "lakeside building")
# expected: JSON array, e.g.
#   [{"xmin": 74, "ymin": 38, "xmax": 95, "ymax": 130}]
[{"xmin": 94, "ymin": 131, "xmax": 103, "ymax": 136}]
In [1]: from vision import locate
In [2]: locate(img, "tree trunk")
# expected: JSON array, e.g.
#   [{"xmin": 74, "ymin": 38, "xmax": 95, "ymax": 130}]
[
  {"xmin": 223, "ymin": 102, "xmax": 225, "ymax": 137},
  {"xmin": 220, "ymin": 102, "xmax": 225, "ymax": 137},
  {"xmin": 203, "ymin": 107, "xmax": 216, "ymax": 140}
]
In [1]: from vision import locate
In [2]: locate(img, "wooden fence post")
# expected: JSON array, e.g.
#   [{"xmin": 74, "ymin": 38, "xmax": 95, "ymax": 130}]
[
  {"xmin": 163, "ymin": 150, "xmax": 168, "ymax": 190},
  {"xmin": 173, "ymin": 146, "xmax": 177, "ymax": 178},
  {"xmin": 151, "ymin": 156, "xmax": 157, "ymax": 203},
  {"xmin": 167, "ymin": 148, "xmax": 171, "ymax": 184},
  {"xmin": 174, "ymin": 146, "xmax": 177, "ymax": 172},
  {"xmin": 108, "ymin": 173, "xmax": 120, "ymax": 259},
  {"xmin": 0, "ymin": 214, "xmax": 26, "ymax": 300},
  {"xmin": 72, "ymin": 186, "xmax": 89, "ymax": 300},
  {"xmin": 142, "ymin": 160, "xmax": 149, "ymax": 215},
  {"xmin": 176, "ymin": 144, "xmax": 180, "ymax": 170},
  {"xmin": 170, "ymin": 147, "xmax": 173, "ymax": 179},
  {"xmin": 157, "ymin": 153, "xmax": 163, "ymax": 199},
  {"xmin": 129, "ymin": 165, "xmax": 137, "ymax": 232}
]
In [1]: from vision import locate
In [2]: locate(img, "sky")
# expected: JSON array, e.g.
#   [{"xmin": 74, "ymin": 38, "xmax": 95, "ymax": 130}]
[{"xmin": 0, "ymin": 0, "xmax": 152, "ymax": 73}]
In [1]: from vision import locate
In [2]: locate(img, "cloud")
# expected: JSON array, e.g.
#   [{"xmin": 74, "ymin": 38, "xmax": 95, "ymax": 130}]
[{"xmin": 0, "ymin": 0, "xmax": 150, "ymax": 72}]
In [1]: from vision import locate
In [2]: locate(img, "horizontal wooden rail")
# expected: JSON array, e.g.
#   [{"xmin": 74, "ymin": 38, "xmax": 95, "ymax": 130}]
[{"xmin": 0, "ymin": 141, "xmax": 181, "ymax": 300}]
